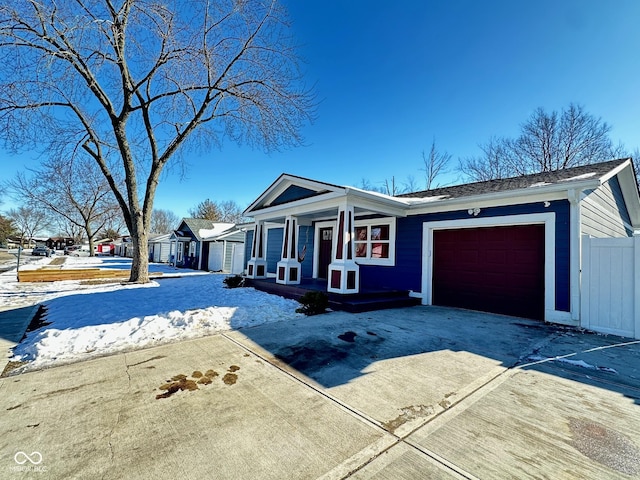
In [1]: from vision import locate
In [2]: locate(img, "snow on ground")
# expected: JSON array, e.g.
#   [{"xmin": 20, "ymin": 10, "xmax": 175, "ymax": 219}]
[
  {"xmin": 1, "ymin": 256, "xmax": 302, "ymax": 372},
  {"xmin": 525, "ymin": 354, "xmax": 619, "ymax": 374}
]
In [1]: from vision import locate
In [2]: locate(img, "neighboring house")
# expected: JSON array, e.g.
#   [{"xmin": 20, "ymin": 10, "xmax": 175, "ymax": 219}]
[
  {"xmin": 46, "ymin": 237, "xmax": 74, "ymax": 250},
  {"xmin": 243, "ymin": 158, "xmax": 640, "ymax": 328},
  {"xmin": 148, "ymin": 233, "xmax": 173, "ymax": 263},
  {"xmin": 203, "ymin": 226, "xmax": 246, "ymax": 274},
  {"xmin": 113, "ymin": 236, "xmax": 133, "ymax": 258},
  {"xmin": 170, "ymin": 219, "xmax": 242, "ymax": 271},
  {"xmin": 94, "ymin": 238, "xmax": 115, "ymax": 255}
]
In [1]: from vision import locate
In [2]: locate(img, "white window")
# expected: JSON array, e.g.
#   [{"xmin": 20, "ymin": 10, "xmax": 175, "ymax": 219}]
[{"xmin": 353, "ymin": 217, "xmax": 396, "ymax": 266}]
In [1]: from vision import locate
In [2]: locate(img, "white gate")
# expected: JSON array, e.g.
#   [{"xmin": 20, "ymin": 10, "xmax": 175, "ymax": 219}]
[
  {"xmin": 581, "ymin": 235, "xmax": 640, "ymax": 339},
  {"xmin": 230, "ymin": 243, "xmax": 245, "ymax": 274},
  {"xmin": 208, "ymin": 243, "xmax": 224, "ymax": 271}
]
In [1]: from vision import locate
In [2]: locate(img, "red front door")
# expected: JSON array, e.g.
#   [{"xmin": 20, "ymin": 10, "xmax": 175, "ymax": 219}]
[{"xmin": 318, "ymin": 227, "xmax": 333, "ymax": 279}]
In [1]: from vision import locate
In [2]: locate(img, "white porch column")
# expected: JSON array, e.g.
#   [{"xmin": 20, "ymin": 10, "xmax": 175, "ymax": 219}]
[
  {"xmin": 246, "ymin": 221, "xmax": 268, "ymax": 278},
  {"xmin": 328, "ymin": 204, "xmax": 359, "ymax": 294},
  {"xmin": 276, "ymin": 215, "xmax": 302, "ymax": 285}
]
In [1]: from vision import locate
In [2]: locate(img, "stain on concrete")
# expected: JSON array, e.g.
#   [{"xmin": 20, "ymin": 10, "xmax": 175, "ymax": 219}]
[
  {"xmin": 383, "ymin": 404, "xmax": 435, "ymax": 433},
  {"xmin": 569, "ymin": 418, "xmax": 640, "ymax": 475},
  {"xmin": 222, "ymin": 373, "xmax": 238, "ymax": 385},
  {"xmin": 155, "ymin": 368, "xmax": 229, "ymax": 399},
  {"xmin": 338, "ymin": 331, "xmax": 357, "ymax": 343},
  {"xmin": 275, "ymin": 342, "xmax": 349, "ymax": 374},
  {"xmin": 228, "ymin": 365, "xmax": 240, "ymax": 372}
]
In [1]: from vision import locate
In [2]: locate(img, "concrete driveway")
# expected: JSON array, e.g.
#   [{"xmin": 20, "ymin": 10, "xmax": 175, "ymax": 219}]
[{"xmin": 1, "ymin": 306, "xmax": 639, "ymax": 479}]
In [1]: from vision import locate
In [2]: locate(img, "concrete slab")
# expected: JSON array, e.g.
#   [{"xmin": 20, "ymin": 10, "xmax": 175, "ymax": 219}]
[
  {"xmin": 0, "ymin": 334, "xmax": 393, "ymax": 479},
  {"xmin": 406, "ymin": 368, "xmax": 640, "ymax": 479},
  {"xmin": 2, "ymin": 303, "xmax": 640, "ymax": 479},
  {"xmin": 225, "ymin": 306, "xmax": 559, "ymax": 436}
]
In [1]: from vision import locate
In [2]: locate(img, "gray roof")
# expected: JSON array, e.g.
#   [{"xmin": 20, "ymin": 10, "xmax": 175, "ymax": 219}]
[
  {"xmin": 179, "ymin": 218, "xmax": 216, "ymax": 240},
  {"xmin": 399, "ymin": 158, "xmax": 632, "ymax": 200}
]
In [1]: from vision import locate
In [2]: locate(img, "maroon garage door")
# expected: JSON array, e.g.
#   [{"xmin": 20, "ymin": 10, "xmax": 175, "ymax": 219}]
[{"xmin": 432, "ymin": 224, "xmax": 545, "ymax": 320}]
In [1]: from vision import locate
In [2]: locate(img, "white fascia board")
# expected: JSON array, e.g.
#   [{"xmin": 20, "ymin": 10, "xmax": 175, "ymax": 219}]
[
  {"xmin": 250, "ymin": 191, "xmax": 346, "ymax": 220},
  {"xmin": 345, "ymin": 189, "xmax": 409, "ymax": 217},
  {"xmin": 407, "ymin": 180, "xmax": 601, "ymax": 215},
  {"xmin": 244, "ymin": 175, "xmax": 345, "ymax": 215}
]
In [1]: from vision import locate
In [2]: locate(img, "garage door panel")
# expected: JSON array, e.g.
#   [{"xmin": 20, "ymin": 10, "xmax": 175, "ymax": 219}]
[{"xmin": 433, "ymin": 224, "xmax": 545, "ymax": 320}]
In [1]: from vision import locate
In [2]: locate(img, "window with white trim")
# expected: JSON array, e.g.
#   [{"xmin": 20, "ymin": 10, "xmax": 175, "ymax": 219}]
[{"xmin": 353, "ymin": 218, "xmax": 396, "ymax": 265}]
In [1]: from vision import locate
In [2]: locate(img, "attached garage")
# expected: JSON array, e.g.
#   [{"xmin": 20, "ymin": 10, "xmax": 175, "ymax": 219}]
[
  {"xmin": 422, "ymin": 213, "xmax": 557, "ymax": 322},
  {"xmin": 432, "ymin": 224, "xmax": 545, "ymax": 320}
]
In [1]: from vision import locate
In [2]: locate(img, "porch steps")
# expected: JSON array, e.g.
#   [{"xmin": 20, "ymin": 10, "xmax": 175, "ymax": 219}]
[{"xmin": 244, "ymin": 278, "xmax": 421, "ymax": 313}]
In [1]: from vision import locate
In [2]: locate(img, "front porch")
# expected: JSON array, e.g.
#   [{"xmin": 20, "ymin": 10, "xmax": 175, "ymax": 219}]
[{"xmin": 245, "ymin": 277, "xmax": 420, "ymax": 313}]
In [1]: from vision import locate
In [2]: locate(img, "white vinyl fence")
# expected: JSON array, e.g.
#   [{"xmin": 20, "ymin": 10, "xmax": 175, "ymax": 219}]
[{"xmin": 581, "ymin": 235, "xmax": 640, "ymax": 339}]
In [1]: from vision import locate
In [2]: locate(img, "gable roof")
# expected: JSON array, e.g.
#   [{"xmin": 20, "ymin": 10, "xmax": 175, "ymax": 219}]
[
  {"xmin": 400, "ymin": 158, "xmax": 640, "ymax": 228},
  {"xmin": 177, "ymin": 218, "xmax": 235, "ymax": 241},
  {"xmin": 400, "ymin": 158, "xmax": 632, "ymax": 201}
]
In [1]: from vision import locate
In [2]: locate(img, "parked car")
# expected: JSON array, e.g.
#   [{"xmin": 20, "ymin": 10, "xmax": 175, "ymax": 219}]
[
  {"xmin": 72, "ymin": 246, "xmax": 91, "ymax": 257},
  {"xmin": 31, "ymin": 246, "xmax": 51, "ymax": 257},
  {"xmin": 64, "ymin": 245, "xmax": 79, "ymax": 255}
]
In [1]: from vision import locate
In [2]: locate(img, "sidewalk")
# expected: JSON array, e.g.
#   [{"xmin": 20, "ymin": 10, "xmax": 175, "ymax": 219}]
[
  {"xmin": 1, "ymin": 306, "xmax": 639, "ymax": 479},
  {"xmin": 0, "ymin": 305, "xmax": 39, "ymax": 374}
]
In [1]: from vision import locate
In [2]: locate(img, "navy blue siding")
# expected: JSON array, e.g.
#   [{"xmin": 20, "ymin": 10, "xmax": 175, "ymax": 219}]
[
  {"xmin": 298, "ymin": 225, "xmax": 314, "ymax": 278},
  {"xmin": 266, "ymin": 227, "xmax": 283, "ymax": 273},
  {"xmin": 272, "ymin": 185, "xmax": 320, "ymax": 206},
  {"xmin": 243, "ymin": 230, "xmax": 254, "ymax": 269},
  {"xmin": 359, "ymin": 200, "xmax": 570, "ymax": 313}
]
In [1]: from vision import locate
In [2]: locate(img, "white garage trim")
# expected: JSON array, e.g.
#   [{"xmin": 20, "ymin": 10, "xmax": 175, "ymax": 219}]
[{"xmin": 421, "ymin": 213, "xmax": 572, "ymax": 323}]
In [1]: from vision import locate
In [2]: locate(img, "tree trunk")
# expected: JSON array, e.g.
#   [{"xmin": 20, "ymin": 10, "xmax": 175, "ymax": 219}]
[{"xmin": 129, "ymin": 216, "xmax": 150, "ymax": 283}]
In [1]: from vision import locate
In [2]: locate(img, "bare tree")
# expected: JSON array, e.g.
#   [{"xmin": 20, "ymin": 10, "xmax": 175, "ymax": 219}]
[
  {"xmin": 150, "ymin": 208, "xmax": 180, "ymax": 234},
  {"xmin": 189, "ymin": 199, "xmax": 220, "ymax": 220},
  {"xmin": 6, "ymin": 156, "xmax": 120, "ymax": 255},
  {"xmin": 0, "ymin": 0, "xmax": 314, "ymax": 282},
  {"xmin": 422, "ymin": 139, "xmax": 451, "ymax": 189},
  {"xmin": 459, "ymin": 104, "xmax": 620, "ymax": 181},
  {"xmin": 6, "ymin": 206, "xmax": 49, "ymax": 246},
  {"xmin": 458, "ymin": 136, "xmax": 515, "ymax": 181},
  {"xmin": 217, "ymin": 200, "xmax": 246, "ymax": 223}
]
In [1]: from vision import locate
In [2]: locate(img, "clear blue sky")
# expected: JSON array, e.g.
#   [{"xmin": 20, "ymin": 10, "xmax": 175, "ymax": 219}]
[{"xmin": 2, "ymin": 0, "xmax": 639, "ymax": 220}]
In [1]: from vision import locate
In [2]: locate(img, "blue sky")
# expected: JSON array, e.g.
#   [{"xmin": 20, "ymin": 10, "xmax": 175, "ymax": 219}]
[{"xmin": 2, "ymin": 0, "xmax": 640, "ymax": 220}]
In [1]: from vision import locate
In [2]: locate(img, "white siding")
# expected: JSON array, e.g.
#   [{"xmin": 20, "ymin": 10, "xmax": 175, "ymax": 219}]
[{"xmin": 581, "ymin": 177, "xmax": 633, "ymax": 238}]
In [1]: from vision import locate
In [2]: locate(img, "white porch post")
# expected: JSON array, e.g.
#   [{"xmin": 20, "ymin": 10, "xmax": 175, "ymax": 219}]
[
  {"xmin": 327, "ymin": 204, "xmax": 359, "ymax": 294},
  {"xmin": 246, "ymin": 221, "xmax": 268, "ymax": 278},
  {"xmin": 276, "ymin": 216, "xmax": 302, "ymax": 284}
]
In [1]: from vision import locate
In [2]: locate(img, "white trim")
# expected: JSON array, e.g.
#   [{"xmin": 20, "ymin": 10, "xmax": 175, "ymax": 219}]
[
  {"xmin": 313, "ymin": 220, "xmax": 335, "ymax": 278},
  {"xmin": 353, "ymin": 217, "xmax": 397, "ymax": 266},
  {"xmin": 421, "ymin": 213, "xmax": 573, "ymax": 323}
]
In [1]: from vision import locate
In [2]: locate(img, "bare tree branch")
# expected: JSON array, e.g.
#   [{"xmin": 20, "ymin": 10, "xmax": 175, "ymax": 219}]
[{"xmin": 0, "ymin": 0, "xmax": 315, "ymax": 281}]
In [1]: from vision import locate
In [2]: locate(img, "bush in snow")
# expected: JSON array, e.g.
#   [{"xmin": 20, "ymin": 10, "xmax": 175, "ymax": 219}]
[{"xmin": 296, "ymin": 291, "xmax": 328, "ymax": 316}]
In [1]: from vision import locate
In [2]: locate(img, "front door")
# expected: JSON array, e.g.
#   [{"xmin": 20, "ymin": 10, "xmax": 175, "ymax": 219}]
[{"xmin": 318, "ymin": 227, "xmax": 333, "ymax": 279}]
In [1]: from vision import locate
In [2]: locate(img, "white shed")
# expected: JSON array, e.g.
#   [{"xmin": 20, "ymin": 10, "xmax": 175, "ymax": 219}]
[{"xmin": 148, "ymin": 233, "xmax": 173, "ymax": 263}]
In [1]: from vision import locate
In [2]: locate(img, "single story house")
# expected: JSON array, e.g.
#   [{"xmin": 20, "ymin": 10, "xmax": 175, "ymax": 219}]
[
  {"xmin": 148, "ymin": 233, "xmax": 173, "ymax": 263},
  {"xmin": 113, "ymin": 236, "xmax": 132, "ymax": 257},
  {"xmin": 46, "ymin": 237, "xmax": 74, "ymax": 250},
  {"xmin": 170, "ymin": 219, "xmax": 244, "ymax": 272},
  {"xmin": 243, "ymin": 158, "xmax": 640, "ymax": 326},
  {"xmin": 203, "ymin": 226, "xmax": 246, "ymax": 274}
]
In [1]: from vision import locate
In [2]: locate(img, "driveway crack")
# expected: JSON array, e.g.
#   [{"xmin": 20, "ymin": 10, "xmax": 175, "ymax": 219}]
[{"xmin": 103, "ymin": 354, "xmax": 131, "ymax": 478}]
